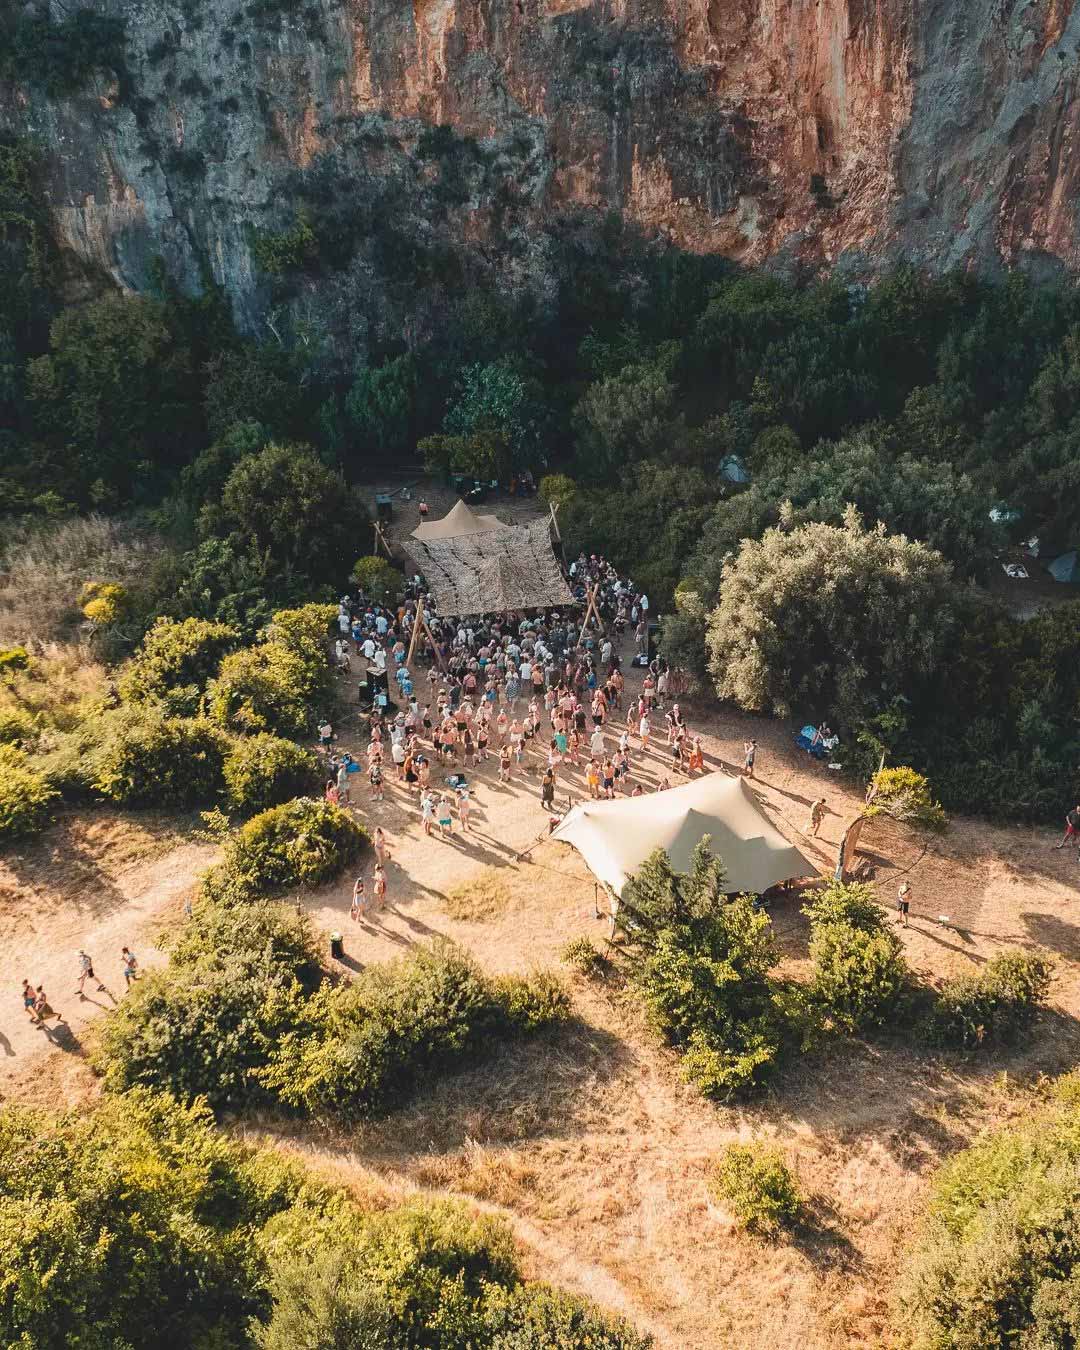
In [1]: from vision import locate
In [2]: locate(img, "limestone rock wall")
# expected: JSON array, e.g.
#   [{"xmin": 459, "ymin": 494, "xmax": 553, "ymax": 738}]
[{"xmin": 5, "ymin": 0, "xmax": 1080, "ymax": 361}]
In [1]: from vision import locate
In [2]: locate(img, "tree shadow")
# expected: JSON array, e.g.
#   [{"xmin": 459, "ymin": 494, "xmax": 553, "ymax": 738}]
[
  {"xmin": 351, "ymin": 1017, "xmax": 638, "ymax": 1156},
  {"xmin": 789, "ymin": 1194, "xmax": 866, "ymax": 1275},
  {"xmin": 1021, "ymin": 910, "xmax": 1080, "ymax": 962}
]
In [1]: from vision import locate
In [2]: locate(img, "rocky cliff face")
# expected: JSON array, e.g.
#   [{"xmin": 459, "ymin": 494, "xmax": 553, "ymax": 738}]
[{"xmin": 5, "ymin": 0, "xmax": 1080, "ymax": 362}]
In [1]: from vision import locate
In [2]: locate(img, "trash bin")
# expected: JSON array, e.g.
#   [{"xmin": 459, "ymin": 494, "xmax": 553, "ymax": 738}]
[{"xmin": 330, "ymin": 932, "xmax": 344, "ymax": 960}]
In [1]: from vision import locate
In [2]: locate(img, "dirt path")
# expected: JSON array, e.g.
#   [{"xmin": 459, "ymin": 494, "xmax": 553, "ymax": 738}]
[{"xmin": 0, "ymin": 839, "xmax": 216, "ymax": 1095}]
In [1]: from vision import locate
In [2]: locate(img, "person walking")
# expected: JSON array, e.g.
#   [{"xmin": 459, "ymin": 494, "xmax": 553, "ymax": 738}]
[
  {"xmin": 373, "ymin": 826, "xmax": 389, "ymax": 866},
  {"xmin": 22, "ymin": 979, "xmax": 38, "ymax": 1023},
  {"xmin": 541, "ymin": 766, "xmax": 556, "ymax": 811},
  {"xmin": 457, "ymin": 789, "xmax": 472, "ymax": 832},
  {"xmin": 76, "ymin": 950, "xmax": 105, "ymax": 997},
  {"xmin": 1055, "ymin": 804, "xmax": 1080, "ymax": 848},
  {"xmin": 33, "ymin": 985, "xmax": 60, "ymax": 1024},
  {"xmin": 337, "ymin": 761, "xmax": 351, "ymax": 805},
  {"xmin": 121, "ymin": 947, "xmax": 139, "ymax": 989},
  {"xmin": 743, "ymin": 739, "xmax": 757, "ymax": 778},
  {"xmin": 421, "ymin": 791, "xmax": 436, "ymax": 836},
  {"xmin": 372, "ymin": 863, "xmax": 387, "ymax": 911},
  {"xmin": 350, "ymin": 875, "xmax": 367, "ymax": 922},
  {"xmin": 896, "ymin": 881, "xmax": 912, "ymax": 928},
  {"xmin": 806, "ymin": 797, "xmax": 827, "ymax": 837}
]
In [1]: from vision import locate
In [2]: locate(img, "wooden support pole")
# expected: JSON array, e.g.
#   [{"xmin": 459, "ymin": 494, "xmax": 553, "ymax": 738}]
[
  {"xmin": 404, "ymin": 595, "xmax": 423, "ymax": 670},
  {"xmin": 577, "ymin": 584, "xmax": 600, "ymax": 646},
  {"xmin": 548, "ymin": 500, "xmax": 561, "ymax": 541},
  {"xmin": 421, "ymin": 613, "xmax": 447, "ymax": 671},
  {"xmin": 373, "ymin": 521, "xmax": 393, "ymax": 560}
]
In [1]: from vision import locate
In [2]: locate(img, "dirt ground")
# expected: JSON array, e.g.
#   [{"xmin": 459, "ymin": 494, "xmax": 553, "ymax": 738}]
[{"xmin": 4, "ymin": 579, "xmax": 1080, "ymax": 1345}]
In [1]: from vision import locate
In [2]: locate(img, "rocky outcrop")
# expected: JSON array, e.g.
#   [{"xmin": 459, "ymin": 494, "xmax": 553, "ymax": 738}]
[{"xmin": 5, "ymin": 0, "xmax": 1080, "ymax": 360}]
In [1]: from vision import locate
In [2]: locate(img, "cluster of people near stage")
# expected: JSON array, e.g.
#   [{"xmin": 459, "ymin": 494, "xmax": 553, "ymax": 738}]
[{"xmin": 322, "ymin": 553, "xmax": 705, "ymax": 844}]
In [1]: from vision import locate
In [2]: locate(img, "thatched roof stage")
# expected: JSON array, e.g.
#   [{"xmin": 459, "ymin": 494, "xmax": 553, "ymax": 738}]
[{"xmin": 407, "ymin": 517, "xmax": 574, "ymax": 617}]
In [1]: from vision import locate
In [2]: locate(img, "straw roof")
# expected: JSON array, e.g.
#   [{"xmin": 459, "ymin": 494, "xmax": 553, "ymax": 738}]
[
  {"xmin": 410, "ymin": 499, "xmax": 506, "ymax": 542},
  {"xmin": 408, "ymin": 517, "xmax": 574, "ymax": 616},
  {"xmin": 553, "ymin": 774, "xmax": 817, "ymax": 896}
]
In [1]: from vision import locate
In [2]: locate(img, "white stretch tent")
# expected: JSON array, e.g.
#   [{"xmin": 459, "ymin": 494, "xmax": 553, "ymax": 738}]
[
  {"xmin": 552, "ymin": 773, "xmax": 816, "ymax": 896},
  {"xmin": 411, "ymin": 499, "xmax": 506, "ymax": 542}
]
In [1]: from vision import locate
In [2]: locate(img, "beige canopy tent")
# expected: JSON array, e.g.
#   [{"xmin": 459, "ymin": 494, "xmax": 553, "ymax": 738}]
[
  {"xmin": 552, "ymin": 773, "xmax": 817, "ymax": 896},
  {"xmin": 407, "ymin": 517, "xmax": 574, "ymax": 617},
  {"xmin": 411, "ymin": 498, "xmax": 506, "ymax": 542}
]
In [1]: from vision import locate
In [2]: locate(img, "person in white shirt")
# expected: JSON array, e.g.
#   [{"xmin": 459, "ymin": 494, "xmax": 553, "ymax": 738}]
[{"xmin": 361, "ymin": 637, "xmax": 376, "ymax": 661}]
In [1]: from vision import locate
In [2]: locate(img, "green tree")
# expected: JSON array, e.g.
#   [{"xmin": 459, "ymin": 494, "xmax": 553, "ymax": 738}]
[
  {"xmin": 443, "ymin": 358, "xmax": 541, "ymax": 463},
  {"xmin": 203, "ymin": 345, "xmax": 300, "ymax": 441},
  {"xmin": 572, "ymin": 358, "xmax": 677, "ymax": 478},
  {"xmin": 350, "ymin": 555, "xmax": 401, "ymax": 603},
  {"xmin": 690, "ymin": 427, "xmax": 1000, "ymax": 594},
  {"xmin": 207, "ymin": 442, "xmax": 367, "ymax": 585},
  {"xmin": 345, "ymin": 353, "xmax": 416, "ymax": 454},
  {"xmin": 895, "ymin": 1089, "xmax": 1080, "ymax": 1349},
  {"xmin": 25, "ymin": 294, "xmax": 195, "ymax": 500},
  {"xmin": 706, "ymin": 513, "xmax": 956, "ymax": 730},
  {"xmin": 0, "ymin": 1091, "xmax": 268, "ymax": 1348}
]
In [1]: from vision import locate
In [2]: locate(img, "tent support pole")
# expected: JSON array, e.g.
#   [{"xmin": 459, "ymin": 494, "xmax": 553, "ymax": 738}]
[
  {"xmin": 405, "ymin": 595, "xmax": 424, "ymax": 670},
  {"xmin": 421, "ymin": 614, "xmax": 447, "ymax": 672}
]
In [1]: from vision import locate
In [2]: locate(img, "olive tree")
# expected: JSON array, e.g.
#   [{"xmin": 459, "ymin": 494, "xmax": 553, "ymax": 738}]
[{"xmin": 706, "ymin": 511, "xmax": 956, "ymax": 730}]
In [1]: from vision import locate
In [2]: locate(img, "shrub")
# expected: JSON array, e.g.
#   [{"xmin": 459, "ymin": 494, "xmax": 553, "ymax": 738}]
[
  {"xmin": 79, "ymin": 580, "xmax": 128, "ymax": 627},
  {"xmin": 491, "ymin": 971, "xmax": 571, "ymax": 1031},
  {"xmin": 925, "ymin": 949, "xmax": 1053, "ymax": 1050},
  {"xmin": 0, "ymin": 744, "xmax": 57, "ymax": 841},
  {"xmin": 0, "ymin": 1092, "xmax": 650, "ymax": 1348},
  {"xmin": 802, "ymin": 880, "xmax": 910, "ymax": 1033},
  {"xmin": 709, "ymin": 1143, "xmax": 803, "ymax": 1236},
  {"xmin": 561, "ymin": 934, "xmax": 605, "ymax": 977},
  {"xmin": 0, "ymin": 1092, "xmax": 271, "ymax": 1349},
  {"xmin": 808, "ymin": 921, "xmax": 909, "ymax": 1034},
  {"xmin": 0, "ymin": 706, "xmax": 38, "ymax": 747},
  {"xmin": 620, "ymin": 844, "xmax": 787, "ymax": 1099},
  {"xmin": 0, "ymin": 646, "xmax": 31, "ymax": 675},
  {"xmin": 97, "ymin": 954, "xmax": 310, "ymax": 1109},
  {"xmin": 895, "ymin": 1097, "xmax": 1080, "ymax": 1348},
  {"xmin": 250, "ymin": 212, "xmax": 318, "ymax": 274},
  {"xmin": 88, "ymin": 706, "xmax": 230, "ymax": 808},
  {"xmin": 207, "ymin": 603, "xmax": 335, "ymax": 738},
  {"xmin": 203, "ymin": 797, "xmax": 368, "ymax": 904},
  {"xmin": 96, "ymin": 901, "xmax": 318, "ymax": 1108},
  {"xmin": 801, "ymin": 880, "xmax": 883, "ymax": 932},
  {"xmin": 866, "ymin": 765, "xmax": 947, "ymax": 832},
  {"xmin": 120, "ymin": 617, "xmax": 239, "ymax": 709},
  {"xmin": 207, "ymin": 642, "xmax": 316, "ymax": 737},
  {"xmin": 350, "ymin": 555, "xmax": 400, "ymax": 603},
  {"xmin": 262, "ymin": 942, "xmax": 563, "ymax": 1119},
  {"xmin": 223, "ymin": 733, "xmax": 321, "ymax": 814}
]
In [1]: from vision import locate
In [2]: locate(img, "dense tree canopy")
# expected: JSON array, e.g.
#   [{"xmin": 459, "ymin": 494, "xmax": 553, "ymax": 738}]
[{"xmin": 706, "ymin": 513, "xmax": 957, "ymax": 730}]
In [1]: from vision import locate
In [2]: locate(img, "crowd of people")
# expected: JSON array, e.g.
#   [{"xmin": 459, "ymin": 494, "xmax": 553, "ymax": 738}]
[{"xmin": 321, "ymin": 552, "xmax": 720, "ymax": 923}]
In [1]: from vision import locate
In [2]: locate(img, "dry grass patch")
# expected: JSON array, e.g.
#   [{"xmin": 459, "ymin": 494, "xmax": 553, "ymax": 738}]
[
  {"xmin": 443, "ymin": 867, "xmax": 513, "ymax": 921},
  {"xmin": 412, "ymin": 1140, "xmax": 541, "ymax": 1209},
  {"xmin": 0, "ymin": 515, "xmax": 166, "ymax": 646},
  {"xmin": 0, "ymin": 642, "xmax": 109, "ymax": 735}
]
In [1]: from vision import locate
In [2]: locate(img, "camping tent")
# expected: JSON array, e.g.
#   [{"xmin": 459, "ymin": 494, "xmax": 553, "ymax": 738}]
[
  {"xmin": 552, "ymin": 773, "xmax": 816, "ymax": 897},
  {"xmin": 719, "ymin": 454, "xmax": 751, "ymax": 485},
  {"xmin": 411, "ymin": 499, "xmax": 506, "ymax": 542},
  {"xmin": 1049, "ymin": 550, "xmax": 1079, "ymax": 583}
]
